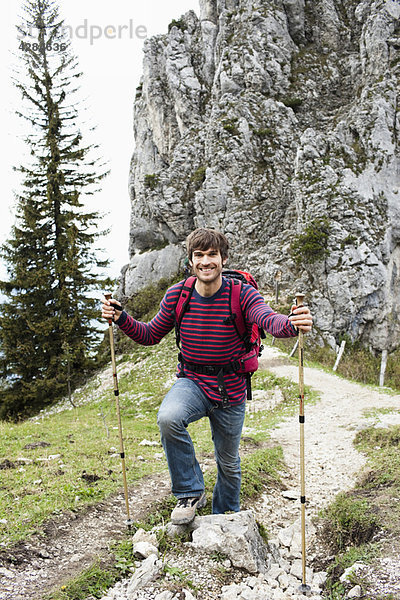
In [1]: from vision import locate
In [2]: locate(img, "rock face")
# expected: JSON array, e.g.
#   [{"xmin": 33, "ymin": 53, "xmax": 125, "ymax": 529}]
[{"xmin": 122, "ymin": 0, "xmax": 400, "ymax": 352}]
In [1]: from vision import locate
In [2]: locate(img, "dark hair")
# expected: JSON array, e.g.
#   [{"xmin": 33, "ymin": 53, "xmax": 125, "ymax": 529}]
[{"xmin": 186, "ymin": 228, "xmax": 229, "ymax": 261}]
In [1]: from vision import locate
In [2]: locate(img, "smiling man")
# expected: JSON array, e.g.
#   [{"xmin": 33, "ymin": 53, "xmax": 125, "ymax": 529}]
[{"xmin": 102, "ymin": 228, "xmax": 312, "ymax": 525}]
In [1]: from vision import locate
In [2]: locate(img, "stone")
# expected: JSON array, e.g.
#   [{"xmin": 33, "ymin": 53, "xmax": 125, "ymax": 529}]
[
  {"xmin": 190, "ymin": 510, "xmax": 270, "ymax": 573},
  {"xmin": 289, "ymin": 559, "xmax": 313, "ymax": 584},
  {"xmin": 0, "ymin": 567, "xmax": 15, "ymax": 579},
  {"xmin": 340, "ymin": 562, "xmax": 366, "ymax": 583},
  {"xmin": 313, "ymin": 571, "xmax": 328, "ymax": 588},
  {"xmin": 347, "ymin": 585, "xmax": 362, "ymax": 598},
  {"xmin": 132, "ymin": 527, "xmax": 158, "ymax": 546},
  {"xmin": 133, "ymin": 541, "xmax": 159, "ymax": 559},
  {"xmin": 154, "ymin": 592, "xmax": 174, "ymax": 600},
  {"xmin": 181, "ymin": 590, "xmax": 196, "ymax": 600},
  {"xmin": 126, "ymin": 554, "xmax": 162, "ymax": 593}
]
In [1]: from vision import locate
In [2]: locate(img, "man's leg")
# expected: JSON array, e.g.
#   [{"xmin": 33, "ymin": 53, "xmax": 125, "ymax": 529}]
[
  {"xmin": 209, "ymin": 401, "xmax": 246, "ymax": 514},
  {"xmin": 157, "ymin": 378, "xmax": 210, "ymax": 499}
]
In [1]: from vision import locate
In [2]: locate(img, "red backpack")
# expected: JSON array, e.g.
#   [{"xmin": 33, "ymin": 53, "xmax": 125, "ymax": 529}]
[{"xmin": 173, "ymin": 270, "xmax": 265, "ymax": 404}]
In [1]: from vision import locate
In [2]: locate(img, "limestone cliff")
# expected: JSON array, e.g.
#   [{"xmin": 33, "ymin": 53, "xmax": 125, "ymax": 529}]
[{"xmin": 120, "ymin": 0, "xmax": 400, "ymax": 352}]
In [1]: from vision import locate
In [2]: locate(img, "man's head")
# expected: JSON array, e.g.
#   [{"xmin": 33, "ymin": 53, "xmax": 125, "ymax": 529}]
[{"xmin": 186, "ymin": 228, "xmax": 229, "ymax": 263}]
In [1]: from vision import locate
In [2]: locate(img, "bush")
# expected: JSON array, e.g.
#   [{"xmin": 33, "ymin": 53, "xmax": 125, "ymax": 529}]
[
  {"xmin": 191, "ymin": 165, "xmax": 207, "ymax": 189},
  {"xmin": 289, "ymin": 216, "xmax": 331, "ymax": 266},
  {"xmin": 144, "ymin": 173, "xmax": 160, "ymax": 190},
  {"xmin": 168, "ymin": 18, "xmax": 187, "ymax": 33}
]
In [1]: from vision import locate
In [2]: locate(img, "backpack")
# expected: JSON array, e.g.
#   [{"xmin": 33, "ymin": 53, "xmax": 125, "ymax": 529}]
[{"xmin": 172, "ymin": 270, "xmax": 265, "ymax": 405}]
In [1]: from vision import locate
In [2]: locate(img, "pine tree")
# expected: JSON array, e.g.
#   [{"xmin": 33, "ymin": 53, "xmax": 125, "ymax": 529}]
[{"xmin": 0, "ymin": 0, "xmax": 112, "ymax": 419}]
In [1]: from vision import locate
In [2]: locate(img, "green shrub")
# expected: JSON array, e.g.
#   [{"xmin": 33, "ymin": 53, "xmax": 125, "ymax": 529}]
[
  {"xmin": 222, "ymin": 117, "xmax": 239, "ymax": 135},
  {"xmin": 282, "ymin": 97, "xmax": 303, "ymax": 111},
  {"xmin": 168, "ymin": 18, "xmax": 187, "ymax": 33},
  {"xmin": 289, "ymin": 216, "xmax": 331, "ymax": 266},
  {"xmin": 144, "ymin": 173, "xmax": 160, "ymax": 190},
  {"xmin": 191, "ymin": 165, "xmax": 207, "ymax": 189}
]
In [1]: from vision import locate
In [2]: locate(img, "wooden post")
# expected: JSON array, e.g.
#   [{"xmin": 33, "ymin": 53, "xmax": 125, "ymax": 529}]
[
  {"xmin": 379, "ymin": 350, "xmax": 388, "ymax": 387},
  {"xmin": 333, "ymin": 340, "xmax": 346, "ymax": 372},
  {"xmin": 274, "ymin": 270, "xmax": 282, "ymax": 304},
  {"xmin": 290, "ymin": 339, "xmax": 299, "ymax": 357}
]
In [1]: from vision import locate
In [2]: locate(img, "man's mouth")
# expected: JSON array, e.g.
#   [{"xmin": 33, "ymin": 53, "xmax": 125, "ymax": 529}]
[{"xmin": 198, "ymin": 266, "xmax": 214, "ymax": 272}]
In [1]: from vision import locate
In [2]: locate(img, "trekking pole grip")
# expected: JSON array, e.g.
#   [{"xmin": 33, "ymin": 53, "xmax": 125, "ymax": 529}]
[
  {"xmin": 104, "ymin": 292, "xmax": 113, "ymax": 325},
  {"xmin": 295, "ymin": 292, "xmax": 305, "ymax": 309}
]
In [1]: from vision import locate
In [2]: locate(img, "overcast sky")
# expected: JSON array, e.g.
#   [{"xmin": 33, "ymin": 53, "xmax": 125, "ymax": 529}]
[{"xmin": 1, "ymin": 0, "xmax": 200, "ymax": 282}]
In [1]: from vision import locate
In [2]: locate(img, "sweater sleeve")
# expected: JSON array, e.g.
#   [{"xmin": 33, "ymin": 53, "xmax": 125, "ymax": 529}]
[
  {"xmin": 241, "ymin": 285, "xmax": 298, "ymax": 338},
  {"xmin": 115, "ymin": 282, "xmax": 183, "ymax": 346}
]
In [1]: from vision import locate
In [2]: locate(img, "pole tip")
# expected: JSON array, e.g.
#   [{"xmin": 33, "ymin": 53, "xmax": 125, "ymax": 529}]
[{"xmin": 297, "ymin": 583, "xmax": 312, "ymax": 596}]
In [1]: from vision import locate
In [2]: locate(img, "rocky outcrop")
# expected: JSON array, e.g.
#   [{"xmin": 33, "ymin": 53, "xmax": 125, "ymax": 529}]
[
  {"xmin": 121, "ymin": 0, "xmax": 400, "ymax": 352},
  {"xmin": 100, "ymin": 511, "xmax": 329, "ymax": 599}
]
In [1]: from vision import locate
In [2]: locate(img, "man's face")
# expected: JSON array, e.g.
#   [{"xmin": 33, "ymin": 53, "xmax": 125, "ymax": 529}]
[{"xmin": 190, "ymin": 247, "xmax": 226, "ymax": 284}]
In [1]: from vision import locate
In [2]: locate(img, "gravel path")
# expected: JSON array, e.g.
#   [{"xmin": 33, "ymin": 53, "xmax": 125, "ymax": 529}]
[{"xmin": 264, "ymin": 348, "xmax": 400, "ymax": 514}]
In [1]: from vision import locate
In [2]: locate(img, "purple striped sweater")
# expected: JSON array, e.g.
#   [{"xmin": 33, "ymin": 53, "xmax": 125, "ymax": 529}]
[{"xmin": 116, "ymin": 277, "xmax": 297, "ymax": 405}]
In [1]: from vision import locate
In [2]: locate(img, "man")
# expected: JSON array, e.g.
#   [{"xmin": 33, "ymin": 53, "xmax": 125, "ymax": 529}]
[{"xmin": 102, "ymin": 228, "xmax": 312, "ymax": 525}]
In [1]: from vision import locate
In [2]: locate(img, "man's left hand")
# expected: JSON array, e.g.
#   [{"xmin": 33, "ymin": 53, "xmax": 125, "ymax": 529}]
[{"xmin": 288, "ymin": 305, "xmax": 313, "ymax": 332}]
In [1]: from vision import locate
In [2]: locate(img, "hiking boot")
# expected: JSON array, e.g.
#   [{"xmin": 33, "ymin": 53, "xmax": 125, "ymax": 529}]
[{"xmin": 170, "ymin": 492, "xmax": 206, "ymax": 525}]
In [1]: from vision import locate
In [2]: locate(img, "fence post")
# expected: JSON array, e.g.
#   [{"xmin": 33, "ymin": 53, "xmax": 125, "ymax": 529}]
[
  {"xmin": 333, "ymin": 340, "xmax": 346, "ymax": 372},
  {"xmin": 379, "ymin": 350, "xmax": 388, "ymax": 387}
]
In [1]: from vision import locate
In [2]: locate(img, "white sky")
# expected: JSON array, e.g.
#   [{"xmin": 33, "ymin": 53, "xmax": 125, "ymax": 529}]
[{"xmin": 1, "ymin": 0, "xmax": 200, "ymax": 282}]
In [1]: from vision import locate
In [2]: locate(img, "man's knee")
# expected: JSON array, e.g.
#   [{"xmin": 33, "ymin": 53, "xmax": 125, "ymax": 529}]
[
  {"xmin": 157, "ymin": 407, "xmax": 184, "ymax": 438},
  {"xmin": 216, "ymin": 455, "xmax": 241, "ymax": 477}
]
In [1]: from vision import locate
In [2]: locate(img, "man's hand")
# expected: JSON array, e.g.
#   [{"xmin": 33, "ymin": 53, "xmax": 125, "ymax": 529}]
[
  {"xmin": 102, "ymin": 297, "xmax": 122, "ymax": 323},
  {"xmin": 288, "ymin": 305, "xmax": 313, "ymax": 332}
]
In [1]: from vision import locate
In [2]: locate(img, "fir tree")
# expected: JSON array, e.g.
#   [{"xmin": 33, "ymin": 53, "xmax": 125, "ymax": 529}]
[{"xmin": 0, "ymin": 0, "xmax": 112, "ymax": 419}]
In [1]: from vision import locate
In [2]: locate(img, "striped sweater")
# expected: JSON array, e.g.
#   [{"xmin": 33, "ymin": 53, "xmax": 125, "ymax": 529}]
[{"xmin": 116, "ymin": 277, "xmax": 297, "ymax": 405}]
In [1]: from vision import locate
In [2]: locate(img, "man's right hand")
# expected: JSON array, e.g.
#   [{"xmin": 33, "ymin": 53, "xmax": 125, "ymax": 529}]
[{"xmin": 102, "ymin": 297, "xmax": 122, "ymax": 323}]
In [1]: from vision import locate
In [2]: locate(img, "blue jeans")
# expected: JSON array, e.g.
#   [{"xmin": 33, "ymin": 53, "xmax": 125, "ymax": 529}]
[{"xmin": 157, "ymin": 378, "xmax": 246, "ymax": 514}]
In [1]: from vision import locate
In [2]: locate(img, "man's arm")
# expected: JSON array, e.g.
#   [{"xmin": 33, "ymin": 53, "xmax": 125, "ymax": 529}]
[
  {"xmin": 241, "ymin": 286, "xmax": 312, "ymax": 337},
  {"xmin": 101, "ymin": 283, "xmax": 182, "ymax": 346}
]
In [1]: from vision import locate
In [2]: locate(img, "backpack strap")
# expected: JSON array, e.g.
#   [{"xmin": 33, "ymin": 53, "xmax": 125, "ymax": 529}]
[
  {"xmin": 228, "ymin": 279, "xmax": 252, "ymax": 352},
  {"xmin": 172, "ymin": 276, "xmax": 196, "ymax": 349}
]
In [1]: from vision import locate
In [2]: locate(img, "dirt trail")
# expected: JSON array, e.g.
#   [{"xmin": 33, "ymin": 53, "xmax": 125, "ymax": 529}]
[
  {"xmin": 1, "ymin": 346, "xmax": 400, "ymax": 599},
  {"xmin": 262, "ymin": 347, "xmax": 400, "ymax": 513}
]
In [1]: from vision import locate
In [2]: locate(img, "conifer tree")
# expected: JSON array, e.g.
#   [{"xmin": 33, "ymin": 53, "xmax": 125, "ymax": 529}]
[{"xmin": 0, "ymin": 0, "xmax": 111, "ymax": 419}]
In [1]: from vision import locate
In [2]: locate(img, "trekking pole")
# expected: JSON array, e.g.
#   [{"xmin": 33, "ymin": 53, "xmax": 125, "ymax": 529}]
[
  {"xmin": 104, "ymin": 293, "xmax": 133, "ymax": 530},
  {"xmin": 295, "ymin": 292, "xmax": 311, "ymax": 595}
]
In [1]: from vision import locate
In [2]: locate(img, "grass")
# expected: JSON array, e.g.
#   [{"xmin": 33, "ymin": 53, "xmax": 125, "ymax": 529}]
[
  {"xmin": 354, "ymin": 425, "xmax": 400, "ymax": 490},
  {"xmin": 44, "ymin": 562, "xmax": 117, "ymax": 600},
  {"xmin": 0, "ymin": 333, "xmax": 178, "ymax": 546},
  {"xmin": 320, "ymin": 492, "xmax": 379, "ymax": 551},
  {"xmin": 319, "ymin": 424, "xmax": 400, "ymax": 598}
]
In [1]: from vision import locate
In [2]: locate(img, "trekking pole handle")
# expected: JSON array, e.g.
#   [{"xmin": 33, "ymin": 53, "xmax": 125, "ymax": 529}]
[
  {"xmin": 104, "ymin": 293, "xmax": 113, "ymax": 325},
  {"xmin": 104, "ymin": 293, "xmax": 122, "ymax": 324},
  {"xmin": 295, "ymin": 292, "xmax": 305, "ymax": 308}
]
